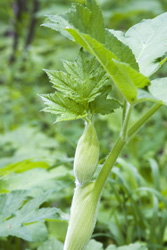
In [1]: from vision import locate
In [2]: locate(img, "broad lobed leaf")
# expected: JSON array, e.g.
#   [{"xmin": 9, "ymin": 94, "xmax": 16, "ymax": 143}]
[
  {"xmin": 109, "ymin": 12, "xmax": 167, "ymax": 77},
  {"xmin": 0, "ymin": 191, "xmax": 64, "ymax": 241},
  {"xmin": 67, "ymin": 29, "xmax": 149, "ymax": 102},
  {"xmin": 42, "ymin": 0, "xmax": 150, "ymax": 103},
  {"xmin": 40, "ymin": 92, "xmax": 87, "ymax": 122},
  {"xmin": 40, "ymin": 49, "xmax": 121, "ymax": 121},
  {"xmin": 65, "ymin": 0, "xmax": 105, "ymax": 43},
  {"xmin": 42, "ymin": 0, "xmax": 167, "ymax": 112},
  {"xmin": 45, "ymin": 50, "xmax": 109, "ymax": 104},
  {"xmin": 149, "ymin": 78, "xmax": 167, "ymax": 106},
  {"xmin": 105, "ymin": 29, "xmax": 138, "ymax": 70},
  {"xmin": 91, "ymin": 86, "xmax": 121, "ymax": 115},
  {"xmin": 126, "ymin": 12, "xmax": 167, "ymax": 77}
]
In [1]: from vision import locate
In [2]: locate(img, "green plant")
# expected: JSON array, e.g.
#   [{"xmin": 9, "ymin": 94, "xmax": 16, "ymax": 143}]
[
  {"xmin": 40, "ymin": 1, "xmax": 167, "ymax": 249},
  {"xmin": 74, "ymin": 121, "xmax": 99, "ymax": 185}
]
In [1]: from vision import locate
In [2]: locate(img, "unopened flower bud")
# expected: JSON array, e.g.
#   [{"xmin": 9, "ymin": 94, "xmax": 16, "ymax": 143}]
[{"xmin": 74, "ymin": 122, "xmax": 99, "ymax": 185}]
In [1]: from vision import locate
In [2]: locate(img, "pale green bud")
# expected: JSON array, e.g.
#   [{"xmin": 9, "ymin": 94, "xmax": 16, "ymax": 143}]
[
  {"xmin": 64, "ymin": 182, "xmax": 100, "ymax": 250},
  {"xmin": 74, "ymin": 122, "xmax": 99, "ymax": 185}
]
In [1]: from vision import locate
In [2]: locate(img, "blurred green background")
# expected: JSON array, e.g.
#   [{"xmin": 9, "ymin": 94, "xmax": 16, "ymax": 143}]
[{"xmin": 0, "ymin": 0, "xmax": 167, "ymax": 249}]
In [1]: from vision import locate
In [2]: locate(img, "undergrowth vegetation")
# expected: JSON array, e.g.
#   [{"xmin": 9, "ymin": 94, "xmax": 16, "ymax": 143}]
[{"xmin": 0, "ymin": 0, "xmax": 167, "ymax": 250}]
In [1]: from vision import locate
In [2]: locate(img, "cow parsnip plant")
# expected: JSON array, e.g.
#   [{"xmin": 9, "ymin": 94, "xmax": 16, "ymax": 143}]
[{"xmin": 40, "ymin": 1, "xmax": 167, "ymax": 249}]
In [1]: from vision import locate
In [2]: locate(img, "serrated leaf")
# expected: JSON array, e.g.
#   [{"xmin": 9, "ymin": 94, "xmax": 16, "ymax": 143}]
[
  {"xmin": 67, "ymin": 29, "xmax": 149, "ymax": 102},
  {"xmin": 63, "ymin": 0, "xmax": 105, "ymax": 43},
  {"xmin": 42, "ymin": 1, "xmax": 150, "ymax": 102},
  {"xmin": 66, "ymin": 28, "xmax": 117, "ymax": 66},
  {"xmin": 40, "ymin": 92, "xmax": 87, "ymax": 122},
  {"xmin": 91, "ymin": 86, "xmax": 121, "ymax": 115},
  {"xmin": 149, "ymin": 78, "xmax": 167, "ymax": 105},
  {"xmin": 86, "ymin": 0, "xmax": 105, "ymax": 42},
  {"xmin": 0, "ymin": 191, "xmax": 62, "ymax": 241},
  {"xmin": 63, "ymin": 50, "xmax": 109, "ymax": 102},
  {"xmin": 105, "ymin": 29, "xmax": 138, "ymax": 70},
  {"xmin": 125, "ymin": 12, "xmax": 167, "ymax": 76},
  {"xmin": 43, "ymin": 0, "xmax": 105, "ymax": 44},
  {"xmin": 43, "ymin": 15, "xmax": 148, "ymax": 102},
  {"xmin": 42, "ymin": 15, "xmax": 74, "ymax": 41},
  {"xmin": 45, "ymin": 50, "xmax": 109, "ymax": 104}
]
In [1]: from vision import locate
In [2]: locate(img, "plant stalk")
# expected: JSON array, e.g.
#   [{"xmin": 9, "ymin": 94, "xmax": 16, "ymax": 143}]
[
  {"xmin": 94, "ymin": 102, "xmax": 162, "ymax": 197},
  {"xmin": 95, "ymin": 136, "xmax": 125, "ymax": 197},
  {"xmin": 64, "ymin": 102, "xmax": 162, "ymax": 249},
  {"xmin": 127, "ymin": 102, "xmax": 162, "ymax": 138}
]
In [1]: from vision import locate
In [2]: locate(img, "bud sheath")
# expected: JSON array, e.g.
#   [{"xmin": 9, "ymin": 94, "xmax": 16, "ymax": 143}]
[
  {"xmin": 74, "ymin": 122, "xmax": 99, "ymax": 185},
  {"xmin": 64, "ymin": 182, "xmax": 99, "ymax": 250}
]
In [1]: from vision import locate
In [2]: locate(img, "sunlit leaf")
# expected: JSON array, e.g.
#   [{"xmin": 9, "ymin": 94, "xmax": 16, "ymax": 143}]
[
  {"xmin": 45, "ymin": 49, "xmax": 109, "ymax": 104},
  {"xmin": 43, "ymin": 0, "xmax": 149, "ymax": 102},
  {"xmin": 149, "ymin": 78, "xmax": 167, "ymax": 105},
  {"xmin": 111, "ymin": 13, "xmax": 167, "ymax": 77},
  {"xmin": 40, "ymin": 92, "xmax": 87, "ymax": 122}
]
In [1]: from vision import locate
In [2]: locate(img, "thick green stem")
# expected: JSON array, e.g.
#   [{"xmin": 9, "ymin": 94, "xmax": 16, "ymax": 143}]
[
  {"xmin": 94, "ymin": 101, "xmax": 132, "ymax": 197},
  {"xmin": 64, "ymin": 102, "xmax": 162, "ymax": 250},
  {"xmin": 64, "ymin": 182, "xmax": 100, "ymax": 250}
]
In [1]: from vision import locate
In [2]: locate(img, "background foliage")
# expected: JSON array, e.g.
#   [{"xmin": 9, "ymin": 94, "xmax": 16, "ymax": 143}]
[{"xmin": 0, "ymin": 0, "xmax": 167, "ymax": 249}]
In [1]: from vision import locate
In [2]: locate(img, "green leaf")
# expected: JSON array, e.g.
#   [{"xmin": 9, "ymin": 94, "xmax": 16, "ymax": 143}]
[
  {"xmin": 0, "ymin": 191, "xmax": 62, "ymax": 241},
  {"xmin": 148, "ymin": 158, "xmax": 160, "ymax": 190},
  {"xmin": 45, "ymin": 50, "xmax": 109, "ymax": 104},
  {"xmin": 0, "ymin": 160, "xmax": 49, "ymax": 177},
  {"xmin": 0, "ymin": 190, "xmax": 28, "ymax": 220},
  {"xmin": 62, "ymin": 0, "xmax": 105, "ymax": 43},
  {"xmin": 26, "ymin": 222, "xmax": 48, "ymax": 242},
  {"xmin": 106, "ymin": 243, "xmax": 148, "ymax": 250},
  {"xmin": 148, "ymin": 78, "xmax": 167, "ymax": 105},
  {"xmin": 1, "ymin": 167, "xmax": 71, "ymax": 193},
  {"xmin": 85, "ymin": 239, "xmax": 103, "ymax": 250},
  {"xmin": 124, "ymin": 12, "xmax": 167, "ymax": 76},
  {"xmin": 63, "ymin": 50, "xmax": 109, "ymax": 102},
  {"xmin": 133, "ymin": 187, "xmax": 167, "ymax": 208},
  {"xmin": 91, "ymin": 86, "xmax": 121, "ymax": 115},
  {"xmin": 40, "ymin": 92, "xmax": 87, "ymax": 122},
  {"xmin": 111, "ymin": 59, "xmax": 149, "ymax": 102},
  {"xmin": 43, "ymin": 0, "xmax": 105, "ymax": 43},
  {"xmin": 105, "ymin": 29, "xmax": 138, "ymax": 70},
  {"xmin": 43, "ymin": 2, "xmax": 150, "ymax": 102},
  {"xmin": 42, "ymin": 15, "xmax": 74, "ymax": 41},
  {"xmin": 66, "ymin": 29, "xmax": 149, "ymax": 102},
  {"xmin": 37, "ymin": 238, "xmax": 63, "ymax": 250},
  {"xmin": 135, "ymin": 89, "xmax": 158, "ymax": 104}
]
